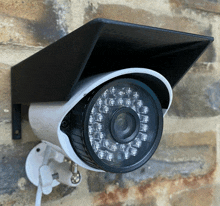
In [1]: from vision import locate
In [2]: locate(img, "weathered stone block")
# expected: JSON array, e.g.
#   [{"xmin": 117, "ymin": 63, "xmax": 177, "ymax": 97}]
[
  {"xmin": 189, "ymin": 62, "xmax": 216, "ymax": 74},
  {"xmin": 170, "ymin": 0, "xmax": 220, "ymax": 14},
  {"xmin": 170, "ymin": 186, "xmax": 213, "ymax": 206},
  {"xmin": 163, "ymin": 131, "xmax": 216, "ymax": 147},
  {"xmin": 0, "ymin": 44, "xmax": 42, "ymax": 66},
  {"xmin": 0, "ymin": 0, "xmax": 45, "ymax": 21},
  {"xmin": 167, "ymin": 73, "xmax": 220, "ymax": 117},
  {"xmin": 92, "ymin": 168, "xmax": 215, "ymax": 206},
  {"xmin": 152, "ymin": 131, "xmax": 216, "ymax": 176},
  {"xmin": 0, "ymin": 66, "xmax": 11, "ymax": 122},
  {"xmin": 84, "ymin": 3, "xmax": 212, "ymax": 36},
  {"xmin": 0, "ymin": 142, "xmax": 37, "ymax": 195},
  {"xmin": 0, "ymin": 0, "xmax": 70, "ymax": 46},
  {"xmin": 213, "ymin": 184, "xmax": 220, "ymax": 206}
]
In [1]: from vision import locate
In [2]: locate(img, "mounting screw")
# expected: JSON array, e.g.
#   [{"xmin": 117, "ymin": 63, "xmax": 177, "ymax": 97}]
[
  {"xmin": 61, "ymin": 120, "xmax": 68, "ymax": 128},
  {"xmin": 71, "ymin": 162, "xmax": 81, "ymax": 184},
  {"xmin": 15, "ymin": 130, "xmax": 20, "ymax": 135},
  {"xmin": 71, "ymin": 171, "xmax": 81, "ymax": 184},
  {"xmin": 64, "ymin": 157, "xmax": 71, "ymax": 163}
]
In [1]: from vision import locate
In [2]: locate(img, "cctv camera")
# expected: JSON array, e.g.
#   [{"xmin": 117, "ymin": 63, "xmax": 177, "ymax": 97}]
[
  {"xmin": 11, "ymin": 18, "xmax": 213, "ymax": 204},
  {"xmin": 28, "ymin": 67, "xmax": 172, "ymax": 174}
]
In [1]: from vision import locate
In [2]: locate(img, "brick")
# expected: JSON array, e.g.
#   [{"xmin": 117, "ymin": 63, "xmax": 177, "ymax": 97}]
[
  {"xmin": 125, "ymin": 201, "xmax": 157, "ymax": 206},
  {"xmin": 164, "ymin": 131, "xmax": 216, "ymax": 147},
  {"xmin": 84, "ymin": 3, "xmax": 212, "ymax": 36},
  {"xmin": 151, "ymin": 132, "xmax": 216, "ymax": 176},
  {"xmin": 0, "ymin": 14, "xmax": 33, "ymax": 45},
  {"xmin": 170, "ymin": 186, "xmax": 213, "ymax": 206},
  {"xmin": 0, "ymin": 142, "xmax": 38, "ymax": 196},
  {"xmin": 92, "ymin": 183, "xmax": 158, "ymax": 206},
  {"xmin": 133, "ymin": 145, "xmax": 215, "ymax": 178},
  {"xmin": 170, "ymin": 0, "xmax": 220, "ymax": 14},
  {"xmin": 95, "ymin": 196, "xmax": 157, "ymax": 206},
  {"xmin": 93, "ymin": 169, "xmax": 215, "ymax": 206},
  {"xmin": 213, "ymin": 184, "xmax": 220, "ymax": 206},
  {"xmin": 189, "ymin": 62, "xmax": 216, "ymax": 74},
  {"xmin": 163, "ymin": 116, "xmax": 220, "ymax": 134},
  {"xmin": 0, "ymin": 67, "xmax": 11, "ymax": 122},
  {"xmin": 0, "ymin": 44, "xmax": 42, "ymax": 66},
  {"xmin": 167, "ymin": 73, "xmax": 220, "ymax": 117},
  {"xmin": 0, "ymin": 0, "xmax": 69, "ymax": 47},
  {"xmin": 0, "ymin": 0, "xmax": 45, "ymax": 21}
]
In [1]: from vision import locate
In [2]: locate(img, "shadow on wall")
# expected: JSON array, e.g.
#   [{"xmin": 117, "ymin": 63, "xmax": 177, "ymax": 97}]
[{"xmin": 26, "ymin": 0, "xmax": 68, "ymax": 46}]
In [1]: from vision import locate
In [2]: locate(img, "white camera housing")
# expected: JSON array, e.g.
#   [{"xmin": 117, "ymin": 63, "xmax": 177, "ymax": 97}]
[{"xmin": 28, "ymin": 68, "xmax": 173, "ymax": 173}]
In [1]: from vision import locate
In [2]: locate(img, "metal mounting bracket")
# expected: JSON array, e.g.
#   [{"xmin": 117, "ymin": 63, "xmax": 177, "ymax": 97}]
[{"xmin": 12, "ymin": 104, "xmax": 21, "ymax": 140}]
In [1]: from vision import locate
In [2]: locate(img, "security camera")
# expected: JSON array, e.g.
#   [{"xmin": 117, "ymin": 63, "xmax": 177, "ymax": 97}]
[
  {"xmin": 28, "ymin": 68, "xmax": 172, "ymax": 173},
  {"xmin": 11, "ymin": 18, "xmax": 213, "ymax": 204}
]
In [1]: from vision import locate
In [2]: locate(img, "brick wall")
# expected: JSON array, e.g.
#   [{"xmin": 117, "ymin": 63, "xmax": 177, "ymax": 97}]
[{"xmin": 0, "ymin": 0, "xmax": 219, "ymax": 205}]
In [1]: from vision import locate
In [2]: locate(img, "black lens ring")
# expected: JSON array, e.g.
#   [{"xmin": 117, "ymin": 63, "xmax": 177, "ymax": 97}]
[
  {"xmin": 110, "ymin": 107, "xmax": 140, "ymax": 144},
  {"xmin": 83, "ymin": 78, "xmax": 163, "ymax": 173}
]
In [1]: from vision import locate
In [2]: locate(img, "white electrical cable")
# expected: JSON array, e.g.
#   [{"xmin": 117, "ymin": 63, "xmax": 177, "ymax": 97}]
[
  {"xmin": 35, "ymin": 146, "xmax": 51, "ymax": 206},
  {"xmin": 35, "ymin": 185, "xmax": 42, "ymax": 206}
]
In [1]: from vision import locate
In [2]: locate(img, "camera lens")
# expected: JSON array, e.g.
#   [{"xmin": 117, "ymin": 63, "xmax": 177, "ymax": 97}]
[
  {"xmin": 67, "ymin": 78, "xmax": 163, "ymax": 173},
  {"xmin": 110, "ymin": 107, "xmax": 140, "ymax": 144}
]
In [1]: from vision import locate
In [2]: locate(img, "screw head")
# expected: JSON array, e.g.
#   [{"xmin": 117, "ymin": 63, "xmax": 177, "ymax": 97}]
[
  {"xmin": 71, "ymin": 172, "xmax": 81, "ymax": 184},
  {"xmin": 61, "ymin": 120, "xmax": 68, "ymax": 128}
]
